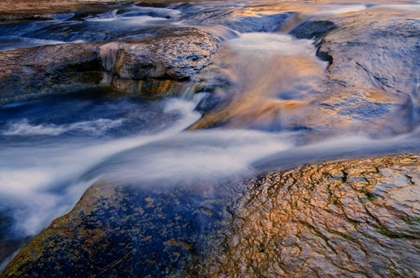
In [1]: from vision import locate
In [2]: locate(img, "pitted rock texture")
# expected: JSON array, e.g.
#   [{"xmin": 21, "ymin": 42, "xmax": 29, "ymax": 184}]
[
  {"xmin": 3, "ymin": 154, "xmax": 420, "ymax": 277},
  {"xmin": 0, "ymin": 1, "xmax": 136, "ymax": 21},
  {"xmin": 0, "ymin": 27, "xmax": 218, "ymax": 104},
  {"xmin": 1, "ymin": 181, "xmax": 231, "ymax": 278},
  {"xmin": 209, "ymin": 154, "xmax": 420, "ymax": 277}
]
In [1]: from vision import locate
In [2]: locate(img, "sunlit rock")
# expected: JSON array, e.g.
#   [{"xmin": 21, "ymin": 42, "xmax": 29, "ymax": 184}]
[
  {"xmin": 289, "ymin": 9, "xmax": 420, "ymax": 136},
  {"xmin": 192, "ymin": 7, "xmax": 420, "ymax": 136},
  {"xmin": 208, "ymin": 154, "xmax": 420, "ymax": 277},
  {"xmin": 2, "ymin": 154, "xmax": 420, "ymax": 277},
  {"xmin": 0, "ymin": 27, "xmax": 218, "ymax": 104}
]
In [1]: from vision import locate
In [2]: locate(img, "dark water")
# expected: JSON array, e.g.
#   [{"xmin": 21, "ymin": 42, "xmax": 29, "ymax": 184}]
[{"xmin": 1, "ymin": 0, "xmax": 420, "ymax": 270}]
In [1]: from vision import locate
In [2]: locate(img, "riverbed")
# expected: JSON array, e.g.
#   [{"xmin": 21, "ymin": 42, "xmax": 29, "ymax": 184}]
[{"xmin": 1, "ymin": 0, "xmax": 420, "ymax": 273}]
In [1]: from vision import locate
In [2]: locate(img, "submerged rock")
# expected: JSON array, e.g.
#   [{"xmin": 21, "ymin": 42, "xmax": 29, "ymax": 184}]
[
  {"xmin": 0, "ymin": 27, "xmax": 218, "ymax": 104},
  {"xmin": 3, "ymin": 153, "xmax": 420, "ymax": 277}
]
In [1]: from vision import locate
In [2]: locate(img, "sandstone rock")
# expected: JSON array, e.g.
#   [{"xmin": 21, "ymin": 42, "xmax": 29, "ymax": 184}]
[
  {"xmin": 208, "ymin": 154, "xmax": 420, "ymax": 277},
  {"xmin": 288, "ymin": 9, "xmax": 420, "ymax": 135},
  {"xmin": 0, "ymin": 27, "xmax": 218, "ymax": 104},
  {"xmin": 290, "ymin": 20, "xmax": 337, "ymax": 40},
  {"xmin": 190, "ymin": 8, "xmax": 420, "ymax": 135},
  {"xmin": 1, "ymin": 181, "xmax": 230, "ymax": 277},
  {"xmin": 0, "ymin": 1, "xmax": 136, "ymax": 21},
  {"xmin": 0, "ymin": 43, "xmax": 104, "ymax": 104},
  {"xmin": 3, "ymin": 154, "xmax": 420, "ymax": 277}
]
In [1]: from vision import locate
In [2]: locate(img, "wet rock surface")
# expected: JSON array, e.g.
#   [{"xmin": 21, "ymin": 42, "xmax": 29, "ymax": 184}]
[
  {"xmin": 0, "ymin": 1, "xmax": 136, "ymax": 21},
  {"xmin": 191, "ymin": 7, "xmax": 420, "ymax": 136},
  {"xmin": 289, "ymin": 9, "xmax": 420, "ymax": 135},
  {"xmin": 0, "ymin": 27, "xmax": 218, "ymax": 103},
  {"xmin": 1, "ymin": 181, "xmax": 231, "ymax": 277},
  {"xmin": 209, "ymin": 154, "xmax": 420, "ymax": 277},
  {"xmin": 3, "ymin": 154, "xmax": 420, "ymax": 277},
  {"xmin": 1, "ymin": 1, "xmax": 420, "ymax": 277}
]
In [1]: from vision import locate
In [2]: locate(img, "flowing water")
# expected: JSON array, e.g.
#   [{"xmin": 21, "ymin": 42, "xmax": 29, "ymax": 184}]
[{"xmin": 1, "ymin": 0, "xmax": 420, "ymax": 270}]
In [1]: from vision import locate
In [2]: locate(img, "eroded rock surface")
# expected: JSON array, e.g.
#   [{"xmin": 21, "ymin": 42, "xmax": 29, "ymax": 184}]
[
  {"xmin": 1, "ymin": 181, "xmax": 231, "ymax": 277},
  {"xmin": 190, "ymin": 7, "xmax": 420, "ymax": 136},
  {"xmin": 209, "ymin": 154, "xmax": 420, "ymax": 277},
  {"xmin": 0, "ymin": 27, "xmax": 218, "ymax": 103},
  {"xmin": 3, "ymin": 154, "xmax": 420, "ymax": 277},
  {"xmin": 290, "ymin": 9, "xmax": 420, "ymax": 135},
  {"xmin": 0, "ymin": 1, "xmax": 136, "ymax": 21}
]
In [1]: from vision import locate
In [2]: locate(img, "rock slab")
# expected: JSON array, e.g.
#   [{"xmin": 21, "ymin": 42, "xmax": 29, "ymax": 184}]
[
  {"xmin": 3, "ymin": 154, "xmax": 420, "ymax": 277},
  {"xmin": 0, "ymin": 27, "xmax": 218, "ymax": 104}
]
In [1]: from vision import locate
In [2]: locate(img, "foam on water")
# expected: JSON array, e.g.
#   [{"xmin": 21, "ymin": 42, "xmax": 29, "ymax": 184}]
[
  {"xmin": 120, "ymin": 6, "xmax": 182, "ymax": 20},
  {"xmin": 84, "ymin": 7, "xmax": 172, "ymax": 23},
  {"xmin": 3, "ymin": 118, "xmax": 124, "ymax": 136},
  {"xmin": 228, "ymin": 32, "xmax": 315, "ymax": 55},
  {"xmin": 253, "ymin": 131, "xmax": 420, "ymax": 172}
]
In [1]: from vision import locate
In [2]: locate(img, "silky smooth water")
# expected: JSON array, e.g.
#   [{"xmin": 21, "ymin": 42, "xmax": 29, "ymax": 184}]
[{"xmin": 1, "ymin": 0, "xmax": 420, "ymax": 270}]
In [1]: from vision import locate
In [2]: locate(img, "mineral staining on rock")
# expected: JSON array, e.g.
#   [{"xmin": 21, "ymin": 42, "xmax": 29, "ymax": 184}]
[
  {"xmin": 1, "ymin": 1, "xmax": 420, "ymax": 277},
  {"xmin": 0, "ymin": 27, "xmax": 218, "ymax": 104},
  {"xmin": 3, "ymin": 154, "xmax": 420, "ymax": 277},
  {"xmin": 1, "ymin": 181, "xmax": 231, "ymax": 277},
  {"xmin": 210, "ymin": 154, "xmax": 420, "ymax": 277}
]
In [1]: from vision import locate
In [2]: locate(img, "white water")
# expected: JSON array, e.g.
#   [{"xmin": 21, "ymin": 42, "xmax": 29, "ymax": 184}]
[
  {"xmin": 83, "ymin": 129, "xmax": 296, "ymax": 185},
  {"xmin": 3, "ymin": 94, "xmax": 418, "ymax": 240},
  {"xmin": 0, "ymin": 14, "xmax": 416, "ymax": 240},
  {"xmin": 313, "ymin": 4, "xmax": 367, "ymax": 15},
  {"xmin": 0, "ymin": 96, "xmax": 202, "ymax": 236},
  {"xmin": 0, "ymin": 92, "xmax": 293, "ymax": 237},
  {"xmin": 1, "ymin": 0, "xmax": 420, "ymax": 271},
  {"xmin": 84, "ymin": 14, "xmax": 169, "ymax": 23},
  {"xmin": 2, "ymin": 118, "xmax": 124, "ymax": 136}
]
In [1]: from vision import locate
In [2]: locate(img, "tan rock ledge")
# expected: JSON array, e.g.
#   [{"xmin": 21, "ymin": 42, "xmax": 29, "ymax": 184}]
[{"xmin": 0, "ymin": 27, "xmax": 218, "ymax": 104}]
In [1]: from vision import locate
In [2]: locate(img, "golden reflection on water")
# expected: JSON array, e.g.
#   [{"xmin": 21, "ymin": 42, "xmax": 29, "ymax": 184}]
[{"xmin": 191, "ymin": 33, "xmax": 327, "ymax": 129}]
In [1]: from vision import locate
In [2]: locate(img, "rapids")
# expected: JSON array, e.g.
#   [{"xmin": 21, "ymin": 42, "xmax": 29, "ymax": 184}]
[{"xmin": 1, "ymin": 0, "xmax": 420, "ymax": 271}]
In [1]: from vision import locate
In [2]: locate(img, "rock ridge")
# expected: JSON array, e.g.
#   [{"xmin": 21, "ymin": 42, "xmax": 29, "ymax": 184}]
[{"xmin": 0, "ymin": 27, "xmax": 218, "ymax": 104}]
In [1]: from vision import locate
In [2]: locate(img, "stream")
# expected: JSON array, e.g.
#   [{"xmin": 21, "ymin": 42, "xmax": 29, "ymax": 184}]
[{"xmin": 1, "ymin": 0, "xmax": 420, "ymax": 271}]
